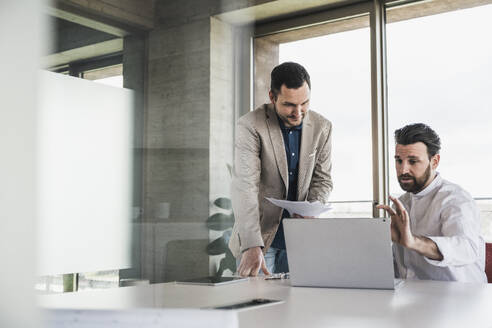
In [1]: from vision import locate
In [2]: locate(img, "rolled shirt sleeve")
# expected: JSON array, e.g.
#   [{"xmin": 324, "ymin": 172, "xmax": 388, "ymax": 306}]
[
  {"xmin": 396, "ymin": 174, "xmax": 487, "ymax": 282},
  {"xmin": 424, "ymin": 200, "xmax": 482, "ymax": 267}
]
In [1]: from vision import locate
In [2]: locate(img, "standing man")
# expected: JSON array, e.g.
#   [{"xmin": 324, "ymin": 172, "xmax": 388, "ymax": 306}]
[
  {"xmin": 228, "ymin": 62, "xmax": 333, "ymax": 277},
  {"xmin": 378, "ymin": 123, "xmax": 486, "ymax": 282}
]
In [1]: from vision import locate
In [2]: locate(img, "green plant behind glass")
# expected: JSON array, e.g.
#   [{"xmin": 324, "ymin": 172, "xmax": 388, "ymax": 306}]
[{"xmin": 206, "ymin": 197, "xmax": 236, "ymax": 277}]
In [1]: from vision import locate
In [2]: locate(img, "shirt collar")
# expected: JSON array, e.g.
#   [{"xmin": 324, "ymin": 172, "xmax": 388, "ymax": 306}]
[
  {"xmin": 277, "ymin": 114, "xmax": 303, "ymax": 131},
  {"xmin": 412, "ymin": 172, "xmax": 442, "ymax": 199}
]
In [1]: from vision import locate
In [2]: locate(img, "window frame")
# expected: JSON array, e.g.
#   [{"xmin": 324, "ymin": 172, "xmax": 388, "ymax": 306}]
[
  {"xmin": 251, "ymin": 0, "xmax": 389, "ymax": 217},
  {"xmin": 51, "ymin": 52, "xmax": 123, "ymax": 79}
]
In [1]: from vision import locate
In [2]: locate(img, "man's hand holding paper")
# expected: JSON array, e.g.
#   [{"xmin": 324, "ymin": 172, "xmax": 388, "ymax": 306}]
[{"xmin": 266, "ymin": 197, "xmax": 332, "ymax": 218}]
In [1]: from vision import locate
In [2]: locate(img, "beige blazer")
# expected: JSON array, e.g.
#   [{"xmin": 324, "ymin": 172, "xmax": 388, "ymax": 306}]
[{"xmin": 228, "ymin": 104, "xmax": 333, "ymax": 258}]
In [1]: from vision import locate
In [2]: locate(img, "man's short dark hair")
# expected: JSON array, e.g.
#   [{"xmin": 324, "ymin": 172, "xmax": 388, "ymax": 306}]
[
  {"xmin": 270, "ymin": 62, "xmax": 311, "ymax": 99},
  {"xmin": 394, "ymin": 123, "xmax": 441, "ymax": 158}
]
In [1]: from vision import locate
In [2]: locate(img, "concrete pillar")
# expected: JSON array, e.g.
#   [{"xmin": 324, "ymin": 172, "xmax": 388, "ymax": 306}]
[
  {"xmin": 254, "ymin": 37, "xmax": 279, "ymax": 109},
  {"xmin": 143, "ymin": 2, "xmax": 214, "ymax": 282},
  {"xmin": 209, "ymin": 17, "xmax": 236, "ymax": 274},
  {"xmin": 121, "ymin": 34, "xmax": 147, "ymax": 281},
  {"xmin": 140, "ymin": 0, "xmax": 256, "ymax": 283}
]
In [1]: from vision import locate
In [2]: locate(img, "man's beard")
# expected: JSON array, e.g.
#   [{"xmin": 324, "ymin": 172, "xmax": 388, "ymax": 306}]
[
  {"xmin": 398, "ymin": 164, "xmax": 432, "ymax": 193},
  {"xmin": 274, "ymin": 104, "xmax": 305, "ymax": 127}
]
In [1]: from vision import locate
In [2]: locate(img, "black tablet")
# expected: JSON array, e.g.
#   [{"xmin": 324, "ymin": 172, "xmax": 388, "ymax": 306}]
[
  {"xmin": 211, "ymin": 298, "xmax": 283, "ymax": 310},
  {"xmin": 175, "ymin": 276, "xmax": 248, "ymax": 286}
]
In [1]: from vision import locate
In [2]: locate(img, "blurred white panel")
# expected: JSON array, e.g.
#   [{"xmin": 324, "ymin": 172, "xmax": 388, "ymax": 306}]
[
  {"xmin": 44, "ymin": 309, "xmax": 239, "ymax": 328},
  {"xmin": 37, "ymin": 71, "xmax": 133, "ymax": 275},
  {"xmin": 0, "ymin": 0, "xmax": 42, "ymax": 327}
]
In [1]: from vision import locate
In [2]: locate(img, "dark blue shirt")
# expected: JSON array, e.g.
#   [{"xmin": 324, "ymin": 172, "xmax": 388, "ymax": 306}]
[{"xmin": 270, "ymin": 116, "xmax": 302, "ymax": 249}]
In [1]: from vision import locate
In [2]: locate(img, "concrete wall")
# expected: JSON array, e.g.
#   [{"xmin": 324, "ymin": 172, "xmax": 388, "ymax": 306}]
[
  {"xmin": 123, "ymin": 35, "xmax": 147, "ymax": 205},
  {"xmin": 140, "ymin": 0, "xmax": 253, "ymax": 282},
  {"xmin": 56, "ymin": 0, "xmax": 155, "ymax": 31},
  {"xmin": 210, "ymin": 17, "xmax": 235, "ymax": 204},
  {"xmin": 144, "ymin": 16, "xmax": 211, "ymax": 223},
  {"xmin": 254, "ymin": 37, "xmax": 279, "ymax": 109},
  {"xmin": 209, "ymin": 17, "xmax": 236, "ymax": 274},
  {"xmin": 120, "ymin": 34, "xmax": 147, "ymax": 281},
  {"xmin": 142, "ymin": 0, "xmax": 214, "ymax": 282},
  {"xmin": 51, "ymin": 17, "xmax": 117, "ymax": 54}
]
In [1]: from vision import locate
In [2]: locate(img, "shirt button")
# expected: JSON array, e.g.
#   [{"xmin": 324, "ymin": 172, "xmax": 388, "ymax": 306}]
[
  {"xmin": 289, "ymin": 172, "xmax": 293, "ymax": 175},
  {"xmin": 291, "ymin": 153, "xmax": 295, "ymax": 156},
  {"xmin": 289, "ymin": 131, "xmax": 292, "ymax": 134}
]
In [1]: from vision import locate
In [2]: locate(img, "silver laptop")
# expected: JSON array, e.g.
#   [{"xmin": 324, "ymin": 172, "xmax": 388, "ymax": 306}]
[{"xmin": 283, "ymin": 218, "xmax": 401, "ymax": 290}]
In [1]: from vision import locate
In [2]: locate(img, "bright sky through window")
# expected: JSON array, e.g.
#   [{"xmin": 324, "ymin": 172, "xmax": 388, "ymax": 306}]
[
  {"xmin": 280, "ymin": 4, "xmax": 492, "ymax": 200},
  {"xmin": 94, "ymin": 75, "xmax": 123, "ymax": 88}
]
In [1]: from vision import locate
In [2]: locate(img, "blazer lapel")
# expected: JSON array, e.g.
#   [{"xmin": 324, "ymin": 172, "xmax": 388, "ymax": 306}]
[
  {"xmin": 297, "ymin": 111, "xmax": 314, "ymax": 199},
  {"xmin": 265, "ymin": 104, "xmax": 288, "ymax": 193}
]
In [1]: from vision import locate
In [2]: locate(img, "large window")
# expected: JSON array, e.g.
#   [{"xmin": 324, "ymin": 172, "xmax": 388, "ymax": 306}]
[
  {"xmin": 254, "ymin": 1, "xmax": 492, "ymax": 237},
  {"xmin": 278, "ymin": 21, "xmax": 372, "ymax": 217},
  {"xmin": 386, "ymin": 3, "xmax": 492, "ymax": 241}
]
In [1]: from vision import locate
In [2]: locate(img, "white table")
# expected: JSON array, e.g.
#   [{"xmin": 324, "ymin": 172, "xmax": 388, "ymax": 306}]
[{"xmin": 39, "ymin": 278, "xmax": 492, "ymax": 327}]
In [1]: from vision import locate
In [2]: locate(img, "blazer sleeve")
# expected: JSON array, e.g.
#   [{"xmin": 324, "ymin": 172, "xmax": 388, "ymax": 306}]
[
  {"xmin": 307, "ymin": 122, "xmax": 333, "ymax": 203},
  {"xmin": 231, "ymin": 119, "xmax": 265, "ymax": 252}
]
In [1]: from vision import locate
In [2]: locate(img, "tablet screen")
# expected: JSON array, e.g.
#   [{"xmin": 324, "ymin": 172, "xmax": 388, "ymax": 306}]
[
  {"xmin": 175, "ymin": 276, "xmax": 248, "ymax": 286},
  {"xmin": 212, "ymin": 298, "xmax": 283, "ymax": 310}
]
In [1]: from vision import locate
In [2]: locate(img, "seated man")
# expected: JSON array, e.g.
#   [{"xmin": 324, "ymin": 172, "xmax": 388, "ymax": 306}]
[{"xmin": 378, "ymin": 123, "xmax": 487, "ymax": 282}]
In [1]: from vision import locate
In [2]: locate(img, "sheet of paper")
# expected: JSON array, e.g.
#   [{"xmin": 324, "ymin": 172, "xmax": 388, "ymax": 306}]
[{"xmin": 265, "ymin": 197, "xmax": 332, "ymax": 217}]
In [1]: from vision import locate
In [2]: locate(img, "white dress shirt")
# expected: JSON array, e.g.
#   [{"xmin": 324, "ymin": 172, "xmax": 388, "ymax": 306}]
[{"xmin": 393, "ymin": 173, "xmax": 487, "ymax": 283}]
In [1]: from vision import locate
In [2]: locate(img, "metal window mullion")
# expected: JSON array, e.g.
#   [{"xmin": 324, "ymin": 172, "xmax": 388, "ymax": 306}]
[{"xmin": 370, "ymin": 0, "xmax": 389, "ymax": 218}]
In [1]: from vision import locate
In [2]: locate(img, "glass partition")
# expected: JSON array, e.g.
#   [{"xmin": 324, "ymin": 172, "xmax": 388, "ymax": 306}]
[{"xmin": 33, "ymin": 0, "xmax": 492, "ymax": 302}]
